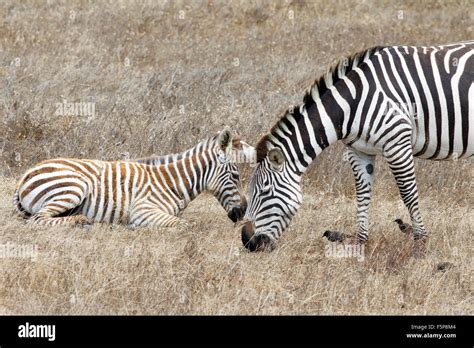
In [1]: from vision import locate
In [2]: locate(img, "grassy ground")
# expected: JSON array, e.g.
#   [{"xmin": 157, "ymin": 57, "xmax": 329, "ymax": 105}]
[
  {"xmin": 0, "ymin": 174, "xmax": 472, "ymax": 315},
  {"xmin": 0, "ymin": 0, "xmax": 473, "ymax": 314}
]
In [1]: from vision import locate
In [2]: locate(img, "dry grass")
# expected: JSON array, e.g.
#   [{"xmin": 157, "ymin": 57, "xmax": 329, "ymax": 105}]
[
  {"xmin": 0, "ymin": 175, "xmax": 472, "ymax": 315},
  {"xmin": 0, "ymin": 0, "xmax": 473, "ymax": 314}
]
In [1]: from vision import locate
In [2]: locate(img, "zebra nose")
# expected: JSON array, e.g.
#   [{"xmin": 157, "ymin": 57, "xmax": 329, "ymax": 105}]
[
  {"xmin": 227, "ymin": 199, "xmax": 247, "ymax": 223},
  {"xmin": 241, "ymin": 222, "xmax": 274, "ymax": 252},
  {"xmin": 227, "ymin": 207, "xmax": 240, "ymax": 222},
  {"xmin": 241, "ymin": 221, "xmax": 257, "ymax": 251},
  {"xmin": 227, "ymin": 207, "xmax": 241, "ymax": 223},
  {"xmin": 240, "ymin": 195, "xmax": 247, "ymax": 215}
]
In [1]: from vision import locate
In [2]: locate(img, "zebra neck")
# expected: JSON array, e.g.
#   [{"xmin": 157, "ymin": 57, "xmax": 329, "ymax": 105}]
[
  {"xmin": 154, "ymin": 149, "xmax": 210, "ymax": 205},
  {"xmin": 267, "ymin": 91, "xmax": 345, "ymax": 174},
  {"xmin": 185, "ymin": 152, "xmax": 209, "ymax": 202},
  {"xmin": 258, "ymin": 47, "xmax": 388, "ymax": 174}
]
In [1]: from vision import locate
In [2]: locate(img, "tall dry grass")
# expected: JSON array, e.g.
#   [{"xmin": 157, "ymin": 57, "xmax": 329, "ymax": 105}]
[{"xmin": 0, "ymin": 0, "xmax": 472, "ymax": 314}]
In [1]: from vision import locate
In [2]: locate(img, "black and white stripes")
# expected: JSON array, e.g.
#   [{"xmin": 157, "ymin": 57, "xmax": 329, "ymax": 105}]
[
  {"xmin": 242, "ymin": 41, "xmax": 473, "ymax": 251},
  {"xmin": 14, "ymin": 128, "xmax": 252, "ymax": 228}
]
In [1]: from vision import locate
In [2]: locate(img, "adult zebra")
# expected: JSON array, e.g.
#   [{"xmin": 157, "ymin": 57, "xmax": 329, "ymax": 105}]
[
  {"xmin": 14, "ymin": 127, "xmax": 252, "ymax": 227},
  {"xmin": 241, "ymin": 41, "xmax": 473, "ymax": 251}
]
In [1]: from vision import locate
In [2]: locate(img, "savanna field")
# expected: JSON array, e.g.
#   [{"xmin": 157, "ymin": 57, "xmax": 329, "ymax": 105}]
[{"xmin": 0, "ymin": 0, "xmax": 473, "ymax": 314}]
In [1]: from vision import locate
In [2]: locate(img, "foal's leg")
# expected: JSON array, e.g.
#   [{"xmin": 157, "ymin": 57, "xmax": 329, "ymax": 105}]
[
  {"xmin": 129, "ymin": 199, "xmax": 190, "ymax": 229},
  {"xmin": 28, "ymin": 196, "xmax": 89, "ymax": 226}
]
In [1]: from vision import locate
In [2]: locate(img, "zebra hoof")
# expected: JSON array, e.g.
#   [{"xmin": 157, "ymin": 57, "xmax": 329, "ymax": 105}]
[
  {"xmin": 412, "ymin": 238, "xmax": 428, "ymax": 258},
  {"xmin": 186, "ymin": 216, "xmax": 198, "ymax": 226},
  {"xmin": 177, "ymin": 220, "xmax": 191, "ymax": 232},
  {"xmin": 127, "ymin": 223, "xmax": 138, "ymax": 230},
  {"xmin": 75, "ymin": 216, "xmax": 91, "ymax": 227},
  {"xmin": 355, "ymin": 237, "xmax": 368, "ymax": 245}
]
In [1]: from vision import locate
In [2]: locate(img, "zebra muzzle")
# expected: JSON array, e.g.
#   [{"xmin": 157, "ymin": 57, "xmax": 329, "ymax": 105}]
[
  {"xmin": 241, "ymin": 221, "xmax": 275, "ymax": 252},
  {"xmin": 227, "ymin": 204, "xmax": 246, "ymax": 223}
]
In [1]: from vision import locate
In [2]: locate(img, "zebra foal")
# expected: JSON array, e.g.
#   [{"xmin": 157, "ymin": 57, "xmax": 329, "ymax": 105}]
[{"xmin": 14, "ymin": 127, "xmax": 254, "ymax": 228}]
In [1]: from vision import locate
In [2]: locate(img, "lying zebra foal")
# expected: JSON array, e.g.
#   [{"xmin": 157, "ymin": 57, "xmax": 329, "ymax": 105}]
[{"xmin": 14, "ymin": 127, "xmax": 254, "ymax": 228}]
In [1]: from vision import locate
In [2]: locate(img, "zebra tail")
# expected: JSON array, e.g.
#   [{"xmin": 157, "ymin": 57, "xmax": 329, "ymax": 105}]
[{"xmin": 13, "ymin": 189, "xmax": 30, "ymax": 219}]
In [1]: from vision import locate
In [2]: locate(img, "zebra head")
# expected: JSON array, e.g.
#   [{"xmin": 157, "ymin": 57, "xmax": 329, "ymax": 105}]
[
  {"xmin": 241, "ymin": 147, "xmax": 303, "ymax": 251},
  {"xmin": 207, "ymin": 127, "xmax": 255, "ymax": 223}
]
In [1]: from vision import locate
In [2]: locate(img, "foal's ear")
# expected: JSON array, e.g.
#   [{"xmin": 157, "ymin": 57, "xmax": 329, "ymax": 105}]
[
  {"xmin": 268, "ymin": 148, "xmax": 285, "ymax": 170},
  {"xmin": 218, "ymin": 126, "xmax": 233, "ymax": 155}
]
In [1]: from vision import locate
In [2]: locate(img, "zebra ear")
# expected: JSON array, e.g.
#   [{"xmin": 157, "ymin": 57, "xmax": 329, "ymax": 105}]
[
  {"xmin": 218, "ymin": 126, "xmax": 233, "ymax": 155},
  {"xmin": 268, "ymin": 148, "xmax": 285, "ymax": 170}
]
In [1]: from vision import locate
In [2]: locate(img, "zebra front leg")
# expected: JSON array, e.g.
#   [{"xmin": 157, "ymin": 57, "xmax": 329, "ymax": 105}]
[
  {"xmin": 129, "ymin": 204, "xmax": 191, "ymax": 230},
  {"xmin": 384, "ymin": 143, "xmax": 427, "ymax": 243},
  {"xmin": 348, "ymin": 149, "xmax": 376, "ymax": 243}
]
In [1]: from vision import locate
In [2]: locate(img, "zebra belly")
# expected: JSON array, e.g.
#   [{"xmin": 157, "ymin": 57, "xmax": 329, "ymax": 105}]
[
  {"xmin": 349, "ymin": 133, "xmax": 473, "ymax": 160},
  {"xmin": 90, "ymin": 160, "xmax": 145, "ymax": 224},
  {"xmin": 346, "ymin": 139, "xmax": 384, "ymax": 156},
  {"xmin": 412, "ymin": 141, "xmax": 460, "ymax": 160},
  {"xmin": 80, "ymin": 195, "xmax": 131, "ymax": 224},
  {"xmin": 80, "ymin": 165, "xmax": 172, "ymax": 224},
  {"xmin": 411, "ymin": 117, "xmax": 474, "ymax": 160}
]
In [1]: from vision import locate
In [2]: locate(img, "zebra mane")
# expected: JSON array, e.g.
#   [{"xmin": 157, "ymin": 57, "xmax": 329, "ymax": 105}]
[
  {"xmin": 255, "ymin": 46, "xmax": 386, "ymax": 162},
  {"xmin": 133, "ymin": 137, "xmax": 214, "ymax": 165},
  {"xmin": 307, "ymin": 46, "xmax": 386, "ymax": 100},
  {"xmin": 134, "ymin": 151, "xmax": 185, "ymax": 165},
  {"xmin": 133, "ymin": 133, "xmax": 242, "ymax": 165}
]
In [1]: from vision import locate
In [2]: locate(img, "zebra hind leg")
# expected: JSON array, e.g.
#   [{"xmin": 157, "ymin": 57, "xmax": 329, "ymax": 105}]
[
  {"xmin": 347, "ymin": 149, "xmax": 376, "ymax": 244},
  {"xmin": 27, "ymin": 201, "xmax": 90, "ymax": 227}
]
